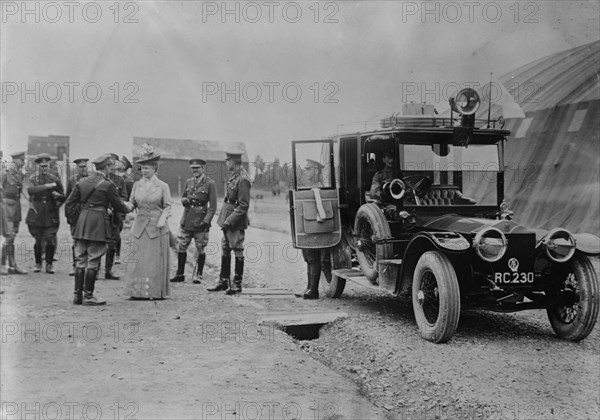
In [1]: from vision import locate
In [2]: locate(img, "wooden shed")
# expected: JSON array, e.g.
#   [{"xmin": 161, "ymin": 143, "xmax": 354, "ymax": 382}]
[{"xmin": 132, "ymin": 137, "xmax": 249, "ymax": 197}]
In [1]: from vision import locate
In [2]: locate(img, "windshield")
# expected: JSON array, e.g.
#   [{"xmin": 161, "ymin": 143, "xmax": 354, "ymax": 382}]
[{"xmin": 401, "ymin": 144, "xmax": 500, "ymax": 205}]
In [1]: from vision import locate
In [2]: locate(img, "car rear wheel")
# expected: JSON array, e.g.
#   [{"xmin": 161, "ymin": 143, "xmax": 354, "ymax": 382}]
[
  {"xmin": 412, "ymin": 251, "xmax": 461, "ymax": 343},
  {"xmin": 547, "ymin": 253, "xmax": 599, "ymax": 341},
  {"xmin": 320, "ymin": 235, "xmax": 352, "ymax": 298},
  {"xmin": 354, "ymin": 203, "xmax": 393, "ymax": 284}
]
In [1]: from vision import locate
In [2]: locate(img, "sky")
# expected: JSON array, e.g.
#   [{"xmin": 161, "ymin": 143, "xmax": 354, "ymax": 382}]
[{"xmin": 1, "ymin": 1, "xmax": 599, "ymax": 163}]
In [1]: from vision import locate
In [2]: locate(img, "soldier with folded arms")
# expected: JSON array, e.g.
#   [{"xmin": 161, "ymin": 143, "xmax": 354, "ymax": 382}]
[
  {"xmin": 26, "ymin": 154, "xmax": 66, "ymax": 274},
  {"xmin": 171, "ymin": 159, "xmax": 217, "ymax": 284}
]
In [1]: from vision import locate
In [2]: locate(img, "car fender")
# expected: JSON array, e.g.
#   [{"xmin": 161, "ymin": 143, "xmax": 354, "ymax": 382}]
[
  {"xmin": 535, "ymin": 230, "xmax": 600, "ymax": 256},
  {"xmin": 395, "ymin": 232, "xmax": 470, "ymax": 296},
  {"xmin": 573, "ymin": 233, "xmax": 600, "ymax": 255}
]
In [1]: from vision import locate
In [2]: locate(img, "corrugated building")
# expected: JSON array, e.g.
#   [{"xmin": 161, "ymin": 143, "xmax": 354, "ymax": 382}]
[{"xmin": 132, "ymin": 137, "xmax": 249, "ymax": 196}]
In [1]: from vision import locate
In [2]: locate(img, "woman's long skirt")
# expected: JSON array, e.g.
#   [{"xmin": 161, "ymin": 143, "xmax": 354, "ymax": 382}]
[{"xmin": 124, "ymin": 230, "xmax": 170, "ymax": 299}]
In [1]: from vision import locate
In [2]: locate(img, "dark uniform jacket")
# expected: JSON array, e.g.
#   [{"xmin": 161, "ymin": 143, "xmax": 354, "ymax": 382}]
[
  {"xmin": 66, "ymin": 173, "xmax": 88, "ymax": 229},
  {"xmin": 217, "ymin": 168, "xmax": 251, "ymax": 230},
  {"xmin": 65, "ymin": 172, "xmax": 129, "ymax": 242},
  {"xmin": 123, "ymin": 172, "xmax": 135, "ymax": 200},
  {"xmin": 180, "ymin": 175, "xmax": 217, "ymax": 231},
  {"xmin": 66, "ymin": 173, "xmax": 87, "ymax": 198},
  {"xmin": 1, "ymin": 167, "xmax": 24, "ymax": 223},
  {"xmin": 26, "ymin": 173, "xmax": 65, "ymax": 227},
  {"xmin": 108, "ymin": 172, "xmax": 127, "ymax": 201},
  {"xmin": 370, "ymin": 167, "xmax": 402, "ymax": 201},
  {"xmin": 108, "ymin": 172, "xmax": 128, "ymax": 228}
]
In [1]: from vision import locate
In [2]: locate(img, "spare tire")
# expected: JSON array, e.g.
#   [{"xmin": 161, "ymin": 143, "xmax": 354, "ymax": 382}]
[{"xmin": 354, "ymin": 203, "xmax": 393, "ymax": 284}]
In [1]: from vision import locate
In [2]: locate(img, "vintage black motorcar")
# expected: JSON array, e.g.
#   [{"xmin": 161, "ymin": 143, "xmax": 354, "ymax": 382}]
[{"xmin": 289, "ymin": 89, "xmax": 600, "ymax": 343}]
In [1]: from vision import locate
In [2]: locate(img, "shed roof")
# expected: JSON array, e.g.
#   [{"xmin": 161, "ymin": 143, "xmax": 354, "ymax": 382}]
[{"xmin": 133, "ymin": 137, "xmax": 249, "ymax": 162}]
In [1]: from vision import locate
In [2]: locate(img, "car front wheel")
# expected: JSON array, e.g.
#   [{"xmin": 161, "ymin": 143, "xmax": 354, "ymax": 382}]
[
  {"xmin": 320, "ymin": 235, "xmax": 352, "ymax": 298},
  {"xmin": 354, "ymin": 203, "xmax": 393, "ymax": 284},
  {"xmin": 547, "ymin": 253, "xmax": 599, "ymax": 341},
  {"xmin": 412, "ymin": 251, "xmax": 461, "ymax": 343}
]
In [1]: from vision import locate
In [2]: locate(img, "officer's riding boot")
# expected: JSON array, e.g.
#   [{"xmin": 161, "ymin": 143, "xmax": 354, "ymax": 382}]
[
  {"xmin": 1, "ymin": 245, "xmax": 7, "ymax": 273},
  {"xmin": 69, "ymin": 247, "xmax": 76, "ymax": 276},
  {"xmin": 83, "ymin": 269, "xmax": 105, "ymax": 305},
  {"xmin": 114, "ymin": 238, "xmax": 121, "ymax": 265},
  {"xmin": 0, "ymin": 242, "xmax": 9, "ymax": 276},
  {"xmin": 294, "ymin": 266, "xmax": 312, "ymax": 298},
  {"xmin": 45, "ymin": 244, "xmax": 55, "ymax": 274},
  {"xmin": 170, "ymin": 252, "xmax": 187, "ymax": 282},
  {"xmin": 73, "ymin": 268, "xmax": 85, "ymax": 305},
  {"xmin": 207, "ymin": 255, "xmax": 230, "ymax": 291},
  {"xmin": 226, "ymin": 257, "xmax": 244, "ymax": 295},
  {"xmin": 104, "ymin": 248, "xmax": 120, "ymax": 279},
  {"xmin": 192, "ymin": 254, "xmax": 206, "ymax": 284},
  {"xmin": 303, "ymin": 264, "xmax": 321, "ymax": 299},
  {"xmin": 8, "ymin": 245, "xmax": 27, "ymax": 275},
  {"xmin": 33, "ymin": 242, "xmax": 42, "ymax": 272}
]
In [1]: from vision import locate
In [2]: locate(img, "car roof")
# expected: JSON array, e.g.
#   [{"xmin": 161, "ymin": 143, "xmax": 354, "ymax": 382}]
[{"xmin": 333, "ymin": 117, "xmax": 510, "ymax": 145}]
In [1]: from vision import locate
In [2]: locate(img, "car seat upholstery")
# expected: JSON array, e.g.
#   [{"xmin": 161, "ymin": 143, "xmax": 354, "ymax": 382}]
[{"xmin": 420, "ymin": 185, "xmax": 476, "ymax": 205}]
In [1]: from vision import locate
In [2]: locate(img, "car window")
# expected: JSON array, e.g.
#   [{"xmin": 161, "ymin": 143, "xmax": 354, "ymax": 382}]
[{"xmin": 292, "ymin": 141, "xmax": 334, "ymax": 190}]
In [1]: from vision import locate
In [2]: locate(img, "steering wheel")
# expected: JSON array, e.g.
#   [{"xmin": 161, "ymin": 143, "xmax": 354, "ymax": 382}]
[{"xmin": 403, "ymin": 175, "xmax": 433, "ymax": 199}]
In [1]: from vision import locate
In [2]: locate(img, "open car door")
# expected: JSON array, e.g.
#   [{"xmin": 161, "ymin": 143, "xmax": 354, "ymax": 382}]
[{"xmin": 289, "ymin": 140, "xmax": 341, "ymax": 249}]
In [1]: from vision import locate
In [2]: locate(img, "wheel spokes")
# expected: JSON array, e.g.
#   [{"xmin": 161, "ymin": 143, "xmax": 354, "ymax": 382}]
[
  {"xmin": 419, "ymin": 271, "xmax": 440, "ymax": 324},
  {"xmin": 358, "ymin": 222, "xmax": 377, "ymax": 266},
  {"xmin": 556, "ymin": 272, "xmax": 580, "ymax": 323}
]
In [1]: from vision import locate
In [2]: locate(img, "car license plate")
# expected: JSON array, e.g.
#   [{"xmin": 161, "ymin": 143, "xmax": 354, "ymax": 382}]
[{"xmin": 494, "ymin": 272, "xmax": 534, "ymax": 285}]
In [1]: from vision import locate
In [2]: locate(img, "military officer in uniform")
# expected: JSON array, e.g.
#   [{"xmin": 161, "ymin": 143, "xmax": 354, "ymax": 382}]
[
  {"xmin": 114, "ymin": 155, "xmax": 133, "ymax": 265},
  {"xmin": 119, "ymin": 155, "xmax": 134, "ymax": 200},
  {"xmin": 65, "ymin": 154, "xmax": 133, "ymax": 305},
  {"xmin": 295, "ymin": 159, "xmax": 328, "ymax": 299},
  {"xmin": 1, "ymin": 152, "xmax": 28, "ymax": 274},
  {"xmin": 369, "ymin": 150, "xmax": 402, "ymax": 202},
  {"xmin": 207, "ymin": 152, "xmax": 251, "ymax": 295},
  {"xmin": 66, "ymin": 158, "xmax": 90, "ymax": 276},
  {"xmin": 171, "ymin": 158, "xmax": 217, "ymax": 284},
  {"xmin": 102, "ymin": 153, "xmax": 128, "ymax": 279},
  {"xmin": 26, "ymin": 154, "xmax": 66, "ymax": 274}
]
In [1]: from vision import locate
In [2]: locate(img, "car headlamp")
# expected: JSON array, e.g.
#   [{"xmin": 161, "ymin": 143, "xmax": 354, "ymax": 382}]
[
  {"xmin": 473, "ymin": 227, "xmax": 508, "ymax": 262},
  {"xmin": 543, "ymin": 228, "xmax": 576, "ymax": 263},
  {"xmin": 451, "ymin": 88, "xmax": 481, "ymax": 116}
]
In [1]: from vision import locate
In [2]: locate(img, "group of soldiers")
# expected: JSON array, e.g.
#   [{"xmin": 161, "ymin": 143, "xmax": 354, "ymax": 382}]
[
  {"xmin": 0, "ymin": 151, "xmax": 134, "ymax": 280},
  {"xmin": 173, "ymin": 152, "xmax": 252, "ymax": 296},
  {"xmin": 1, "ymin": 149, "xmax": 253, "ymax": 300},
  {"xmin": 65, "ymin": 154, "xmax": 134, "ymax": 279}
]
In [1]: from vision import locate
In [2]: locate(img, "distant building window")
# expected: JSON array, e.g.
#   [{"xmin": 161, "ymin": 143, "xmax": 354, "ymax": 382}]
[
  {"xmin": 567, "ymin": 109, "xmax": 587, "ymax": 132},
  {"xmin": 515, "ymin": 117, "xmax": 533, "ymax": 138}
]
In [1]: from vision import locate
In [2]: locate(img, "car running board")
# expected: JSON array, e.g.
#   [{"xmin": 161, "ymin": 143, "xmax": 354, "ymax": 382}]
[{"xmin": 332, "ymin": 268, "xmax": 380, "ymax": 290}]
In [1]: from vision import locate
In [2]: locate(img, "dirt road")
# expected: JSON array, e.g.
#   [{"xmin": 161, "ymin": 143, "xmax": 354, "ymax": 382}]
[{"xmin": 1, "ymin": 192, "xmax": 599, "ymax": 420}]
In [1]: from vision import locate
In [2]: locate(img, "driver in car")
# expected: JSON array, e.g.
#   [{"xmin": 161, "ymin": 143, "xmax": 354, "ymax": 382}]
[{"xmin": 369, "ymin": 150, "xmax": 402, "ymax": 202}]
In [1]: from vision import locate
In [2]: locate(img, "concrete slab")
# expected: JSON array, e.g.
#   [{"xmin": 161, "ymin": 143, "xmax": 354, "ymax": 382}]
[
  {"xmin": 241, "ymin": 288, "xmax": 294, "ymax": 295},
  {"xmin": 231, "ymin": 297, "xmax": 265, "ymax": 309},
  {"xmin": 259, "ymin": 311, "xmax": 349, "ymax": 327}
]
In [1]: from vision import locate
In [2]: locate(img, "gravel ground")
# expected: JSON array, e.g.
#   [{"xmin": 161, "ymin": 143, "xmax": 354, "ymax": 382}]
[
  {"xmin": 247, "ymin": 192, "xmax": 600, "ymax": 420},
  {"xmin": 1, "ymin": 191, "xmax": 598, "ymax": 420}
]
